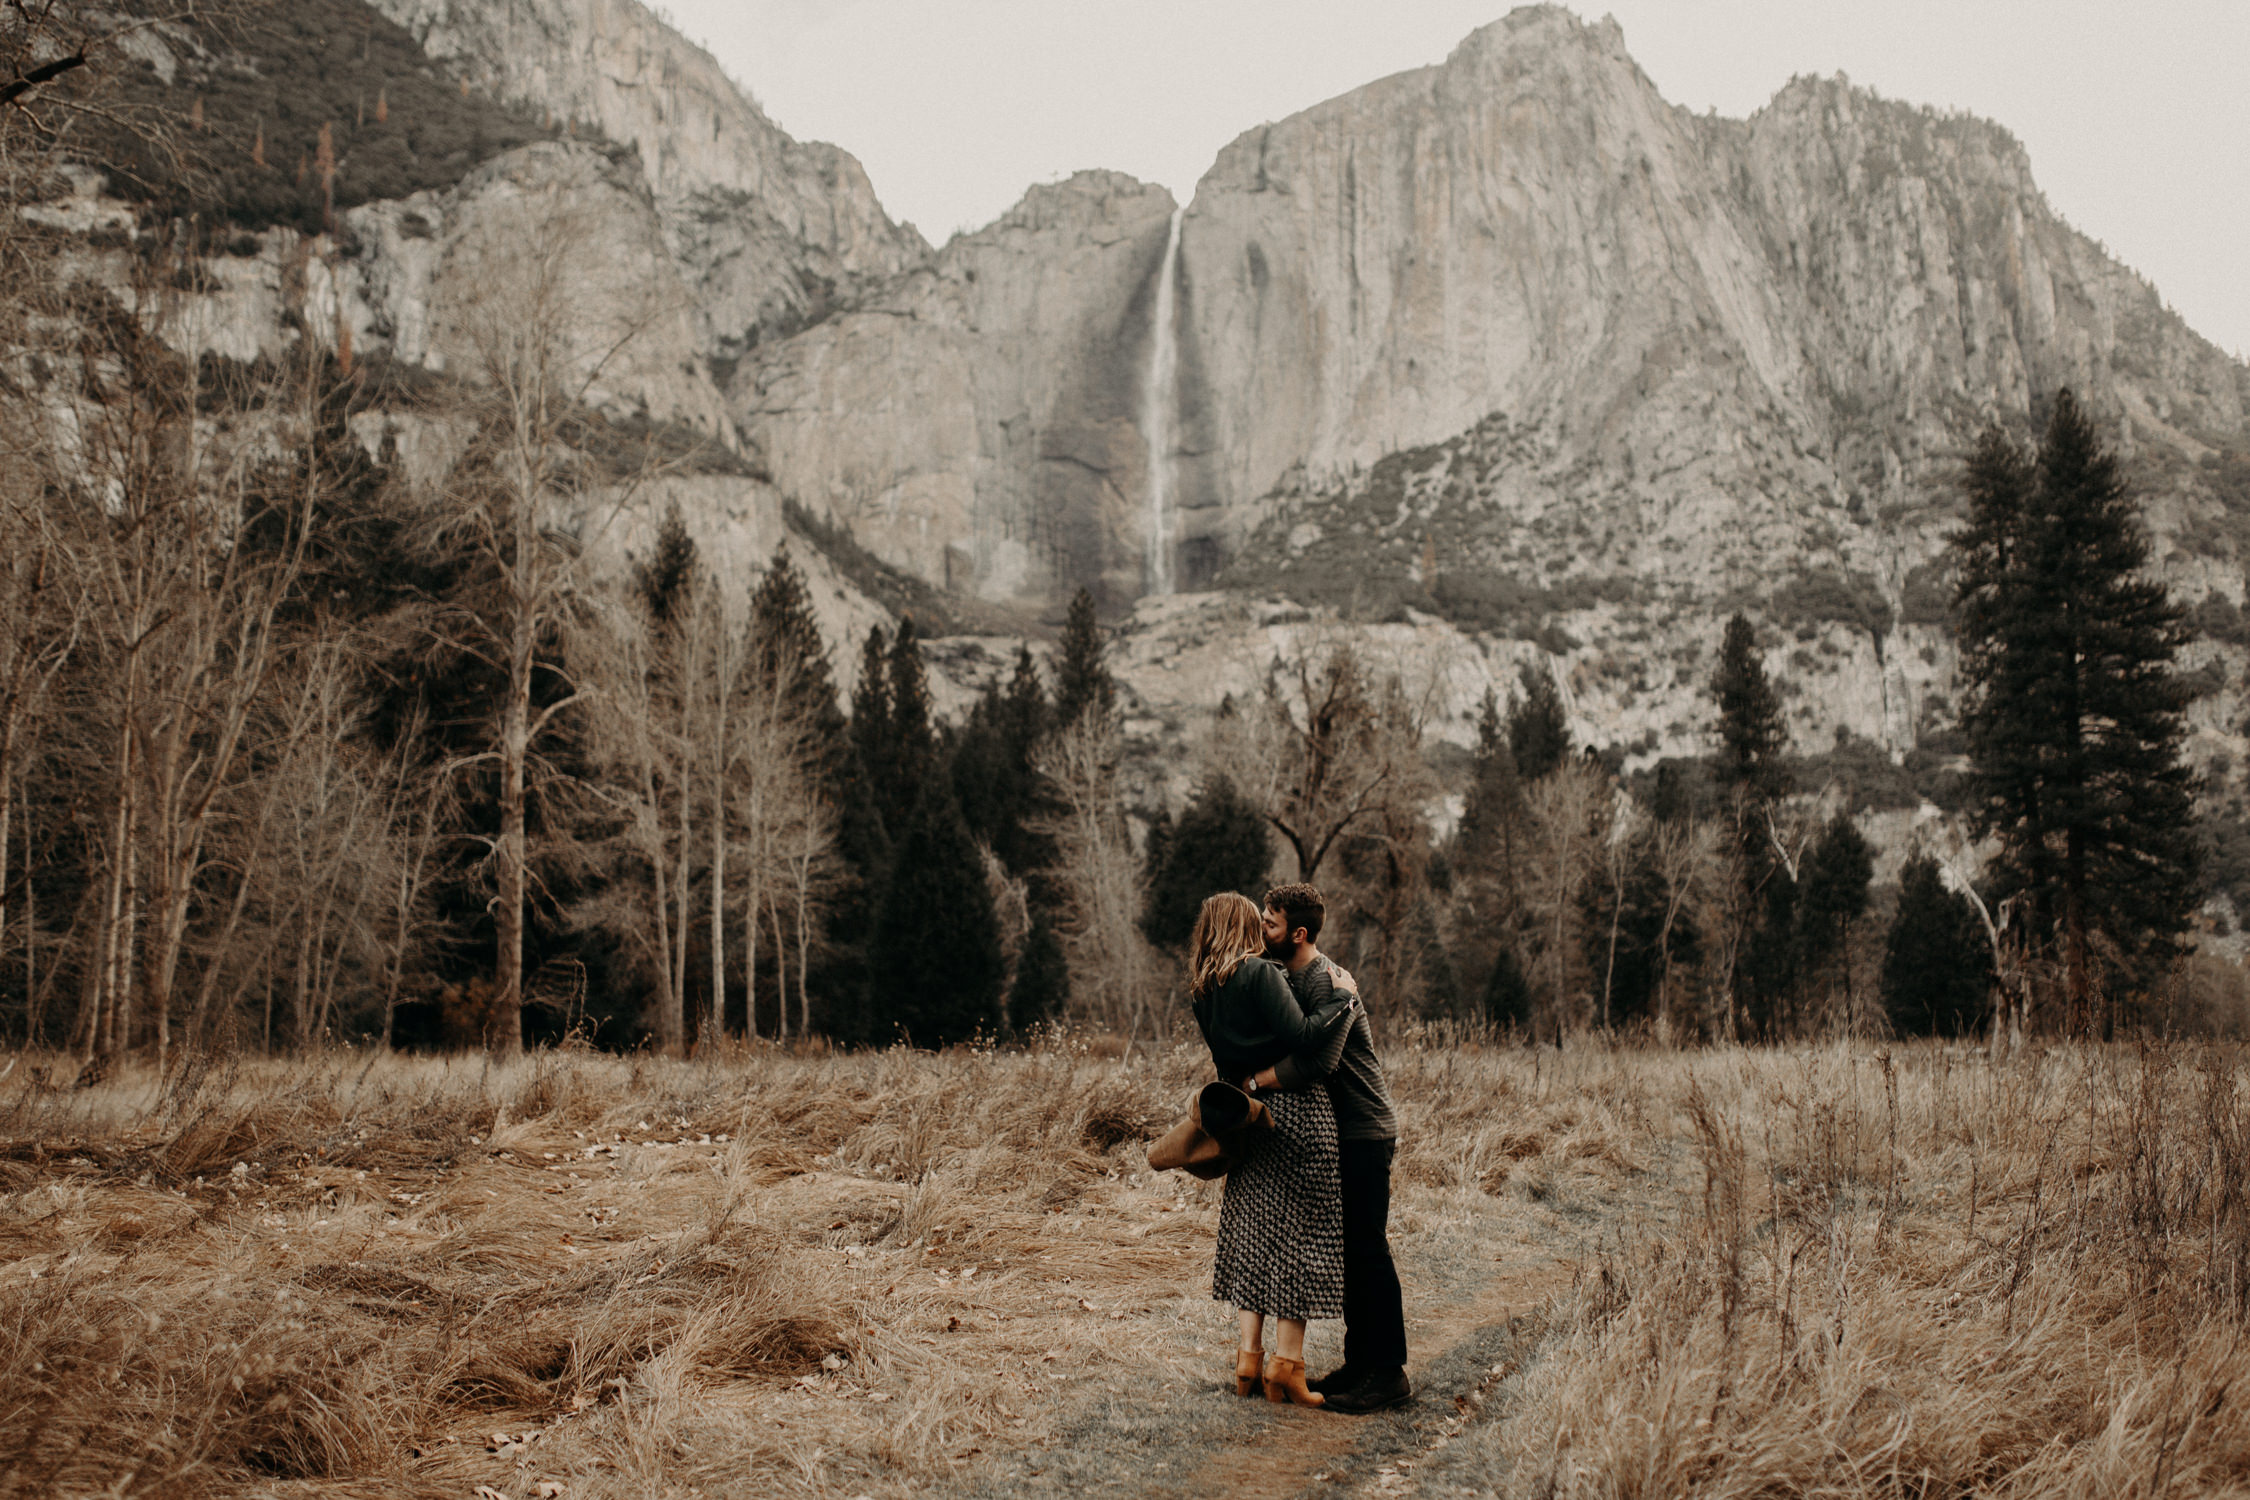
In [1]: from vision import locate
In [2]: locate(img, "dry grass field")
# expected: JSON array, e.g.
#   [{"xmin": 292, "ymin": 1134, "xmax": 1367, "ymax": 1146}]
[{"xmin": 3, "ymin": 1034, "xmax": 2249, "ymax": 1498}]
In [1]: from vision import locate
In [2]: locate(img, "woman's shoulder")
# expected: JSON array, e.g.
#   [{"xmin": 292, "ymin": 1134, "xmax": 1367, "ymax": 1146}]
[{"xmin": 1224, "ymin": 955, "xmax": 1286, "ymax": 993}]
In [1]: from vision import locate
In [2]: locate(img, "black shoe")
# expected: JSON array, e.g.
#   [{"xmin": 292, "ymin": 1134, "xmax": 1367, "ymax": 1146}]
[
  {"xmin": 1323, "ymin": 1367, "xmax": 1412, "ymax": 1415},
  {"xmin": 1306, "ymin": 1364, "xmax": 1359, "ymax": 1397}
]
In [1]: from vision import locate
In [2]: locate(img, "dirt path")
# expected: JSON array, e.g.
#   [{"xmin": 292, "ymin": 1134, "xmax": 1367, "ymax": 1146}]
[{"xmin": 947, "ymin": 1195, "xmax": 1590, "ymax": 1500}]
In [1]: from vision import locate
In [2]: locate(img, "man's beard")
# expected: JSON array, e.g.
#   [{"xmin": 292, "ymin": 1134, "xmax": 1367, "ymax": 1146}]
[{"xmin": 1263, "ymin": 938, "xmax": 1292, "ymax": 964}]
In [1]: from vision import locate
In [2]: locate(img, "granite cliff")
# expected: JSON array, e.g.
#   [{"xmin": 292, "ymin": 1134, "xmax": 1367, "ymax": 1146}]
[{"xmin": 31, "ymin": 0, "xmax": 2250, "ymax": 819}]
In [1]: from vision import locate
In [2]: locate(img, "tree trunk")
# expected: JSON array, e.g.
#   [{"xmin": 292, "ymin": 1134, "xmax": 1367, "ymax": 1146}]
[
  {"xmin": 1601, "ymin": 873, "xmax": 1623, "ymax": 1033},
  {"xmin": 795, "ymin": 861, "xmax": 813, "ymax": 1039},
  {"xmin": 770, "ymin": 895, "xmax": 788, "ymax": 1044},
  {"xmin": 670, "ymin": 765, "xmax": 693, "ymax": 1052},
  {"xmin": 495, "ymin": 614, "xmax": 531, "ymax": 1058},
  {"xmin": 743, "ymin": 849, "xmax": 759, "ymax": 1041},
  {"xmin": 117, "ymin": 835, "xmax": 139, "ymax": 1056},
  {"xmin": 708, "ymin": 778, "xmax": 725, "ymax": 1048},
  {"xmin": 2064, "ymin": 830, "xmax": 2091, "ymax": 1039},
  {"xmin": 639, "ymin": 756, "xmax": 678, "ymax": 1052}
]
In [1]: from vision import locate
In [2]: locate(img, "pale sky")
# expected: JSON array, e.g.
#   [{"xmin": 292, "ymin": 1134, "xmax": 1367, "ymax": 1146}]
[{"xmin": 658, "ymin": 1, "xmax": 2249, "ymax": 360}]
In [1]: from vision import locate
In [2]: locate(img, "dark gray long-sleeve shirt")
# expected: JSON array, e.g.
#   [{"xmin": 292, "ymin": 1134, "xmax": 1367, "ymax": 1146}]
[{"xmin": 1274, "ymin": 954, "xmax": 1399, "ymax": 1143}]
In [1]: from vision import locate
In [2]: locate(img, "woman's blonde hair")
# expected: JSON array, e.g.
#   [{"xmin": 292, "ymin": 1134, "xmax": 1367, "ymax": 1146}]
[{"xmin": 1188, "ymin": 892, "xmax": 1266, "ymax": 1000}]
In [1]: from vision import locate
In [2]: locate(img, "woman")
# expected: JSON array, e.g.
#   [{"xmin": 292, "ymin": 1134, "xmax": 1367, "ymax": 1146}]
[{"xmin": 1185, "ymin": 891, "xmax": 1348, "ymax": 1408}]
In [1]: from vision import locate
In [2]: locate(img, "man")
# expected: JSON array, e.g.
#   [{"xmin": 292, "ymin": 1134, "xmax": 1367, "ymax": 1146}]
[{"xmin": 1243, "ymin": 882, "xmax": 1409, "ymax": 1414}]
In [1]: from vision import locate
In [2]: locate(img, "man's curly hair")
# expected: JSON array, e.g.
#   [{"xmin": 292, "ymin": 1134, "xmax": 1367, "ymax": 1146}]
[{"xmin": 1262, "ymin": 883, "xmax": 1325, "ymax": 943}]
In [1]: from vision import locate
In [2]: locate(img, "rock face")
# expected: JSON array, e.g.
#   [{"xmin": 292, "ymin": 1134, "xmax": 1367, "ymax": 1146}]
[
  {"xmin": 736, "ymin": 172, "xmax": 1182, "ymax": 608},
  {"xmin": 1179, "ymin": 11, "xmax": 2244, "ymax": 543},
  {"xmin": 49, "ymin": 0, "xmax": 2250, "ymax": 793},
  {"xmin": 714, "ymin": 4, "xmax": 2250, "ymax": 792},
  {"xmin": 365, "ymin": 0, "xmax": 928, "ymax": 361}
]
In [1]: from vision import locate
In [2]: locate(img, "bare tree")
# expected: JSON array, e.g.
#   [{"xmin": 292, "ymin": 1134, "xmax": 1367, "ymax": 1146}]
[
  {"xmin": 420, "ymin": 199, "xmax": 663, "ymax": 1055},
  {"xmin": 0, "ymin": 498, "xmax": 82, "ymax": 1027},
  {"xmin": 1037, "ymin": 712, "xmax": 1161, "ymax": 1041},
  {"xmin": 1593, "ymin": 795, "xmax": 1644, "ymax": 1032},
  {"xmin": 1222, "ymin": 643, "xmax": 1427, "ymax": 882},
  {"xmin": 1648, "ymin": 814, "xmax": 1720, "ymax": 1037},
  {"xmin": 1519, "ymin": 756, "xmax": 1606, "ymax": 1038}
]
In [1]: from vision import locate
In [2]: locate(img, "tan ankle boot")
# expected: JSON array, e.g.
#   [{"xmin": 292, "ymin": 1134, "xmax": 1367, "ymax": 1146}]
[
  {"xmin": 1234, "ymin": 1349, "xmax": 1265, "ymax": 1397},
  {"xmin": 1262, "ymin": 1355, "xmax": 1324, "ymax": 1407}
]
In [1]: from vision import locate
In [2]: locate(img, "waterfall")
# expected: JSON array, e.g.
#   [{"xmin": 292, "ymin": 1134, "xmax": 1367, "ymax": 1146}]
[{"xmin": 1141, "ymin": 207, "xmax": 1183, "ymax": 596}]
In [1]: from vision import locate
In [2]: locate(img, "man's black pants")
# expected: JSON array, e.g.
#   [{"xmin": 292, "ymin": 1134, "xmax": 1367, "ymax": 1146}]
[{"xmin": 1339, "ymin": 1138, "xmax": 1408, "ymax": 1372}]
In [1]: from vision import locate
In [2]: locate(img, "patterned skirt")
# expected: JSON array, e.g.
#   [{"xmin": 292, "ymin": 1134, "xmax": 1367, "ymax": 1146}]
[{"xmin": 1212, "ymin": 1086, "xmax": 1346, "ymax": 1320}]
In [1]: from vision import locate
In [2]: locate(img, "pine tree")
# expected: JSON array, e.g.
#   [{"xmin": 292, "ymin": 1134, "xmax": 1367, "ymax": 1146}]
[
  {"xmin": 1456, "ymin": 687, "xmax": 1524, "ymax": 871},
  {"xmin": 1580, "ymin": 827, "xmax": 1672, "ymax": 1028},
  {"xmin": 1507, "ymin": 663, "xmax": 1570, "ymax": 783},
  {"xmin": 1009, "ymin": 910, "xmax": 1071, "ymax": 1029},
  {"xmin": 849, "ymin": 624, "xmax": 892, "ymax": 825},
  {"xmin": 1881, "ymin": 854, "xmax": 1994, "ymax": 1037},
  {"xmin": 1053, "ymin": 588, "xmax": 1115, "ymax": 731},
  {"xmin": 634, "ymin": 502, "xmax": 698, "ymax": 628},
  {"xmin": 953, "ymin": 645, "xmax": 1054, "ymax": 882},
  {"xmin": 1796, "ymin": 813, "xmax": 1874, "ymax": 1021},
  {"xmin": 1710, "ymin": 614, "xmax": 1792, "ymax": 1037},
  {"xmin": 1953, "ymin": 390, "xmax": 2199, "ymax": 1033},
  {"xmin": 1481, "ymin": 945, "xmax": 1533, "ymax": 1032},
  {"xmin": 884, "ymin": 614, "xmax": 937, "ymax": 832},
  {"xmin": 1141, "ymin": 775, "xmax": 1272, "ymax": 948},
  {"xmin": 749, "ymin": 543, "xmax": 843, "ymax": 742},
  {"xmin": 1712, "ymin": 615, "xmax": 1789, "ymax": 808},
  {"xmin": 869, "ymin": 781, "xmax": 1005, "ymax": 1047}
]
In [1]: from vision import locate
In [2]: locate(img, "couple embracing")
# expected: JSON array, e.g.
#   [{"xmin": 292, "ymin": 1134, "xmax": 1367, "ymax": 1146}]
[{"xmin": 1184, "ymin": 884, "xmax": 1408, "ymax": 1414}]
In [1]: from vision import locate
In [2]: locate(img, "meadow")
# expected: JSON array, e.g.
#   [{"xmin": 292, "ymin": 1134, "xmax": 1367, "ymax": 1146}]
[{"xmin": 3, "ymin": 1034, "xmax": 2247, "ymax": 1498}]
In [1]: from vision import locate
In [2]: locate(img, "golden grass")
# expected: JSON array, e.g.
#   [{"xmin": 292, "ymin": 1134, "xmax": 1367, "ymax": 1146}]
[
  {"xmin": 6, "ymin": 1036, "xmax": 2249, "ymax": 1497},
  {"xmin": 1431, "ymin": 1041, "xmax": 2250, "ymax": 1498}
]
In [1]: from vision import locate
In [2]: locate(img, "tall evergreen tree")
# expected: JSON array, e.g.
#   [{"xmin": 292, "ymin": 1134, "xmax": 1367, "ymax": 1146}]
[
  {"xmin": 849, "ymin": 624, "xmax": 892, "ymax": 817},
  {"xmin": 884, "ymin": 614, "xmax": 937, "ymax": 832},
  {"xmin": 869, "ymin": 781, "xmax": 1005, "ymax": 1047},
  {"xmin": 1053, "ymin": 588, "xmax": 1115, "ymax": 731},
  {"xmin": 1507, "ymin": 663, "xmax": 1571, "ymax": 783},
  {"xmin": 749, "ymin": 543, "xmax": 843, "ymax": 742},
  {"xmin": 1710, "ymin": 614, "xmax": 1792, "ymax": 1037},
  {"xmin": 1712, "ymin": 615, "xmax": 1790, "ymax": 808},
  {"xmin": 1009, "ymin": 910, "xmax": 1071, "ymax": 1030},
  {"xmin": 953, "ymin": 645, "xmax": 1055, "ymax": 883},
  {"xmin": 1796, "ymin": 813, "xmax": 1875, "ymax": 1017},
  {"xmin": 634, "ymin": 501, "xmax": 697, "ymax": 628},
  {"xmin": 1953, "ymin": 390, "xmax": 2199, "ymax": 1032},
  {"xmin": 1481, "ymin": 944, "xmax": 1534, "ymax": 1033},
  {"xmin": 1881, "ymin": 854, "xmax": 1995, "ymax": 1037},
  {"xmin": 1581, "ymin": 827, "xmax": 1672, "ymax": 1029},
  {"xmin": 1142, "ymin": 775, "xmax": 1272, "ymax": 948},
  {"xmin": 1456, "ymin": 687, "xmax": 1525, "ymax": 871}
]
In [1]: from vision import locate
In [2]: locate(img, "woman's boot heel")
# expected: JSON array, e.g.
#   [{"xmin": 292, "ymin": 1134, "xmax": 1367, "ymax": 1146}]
[
  {"xmin": 1263, "ymin": 1356, "xmax": 1324, "ymax": 1407},
  {"xmin": 1234, "ymin": 1349, "xmax": 1265, "ymax": 1397}
]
